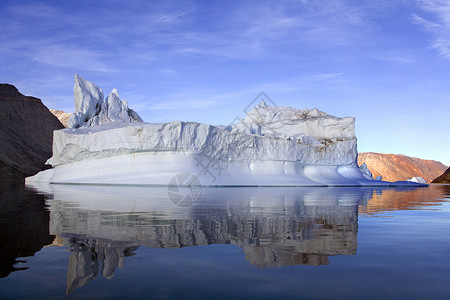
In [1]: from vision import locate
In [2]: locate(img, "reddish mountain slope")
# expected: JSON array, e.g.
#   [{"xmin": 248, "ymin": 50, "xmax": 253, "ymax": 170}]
[{"xmin": 357, "ymin": 152, "xmax": 447, "ymax": 183}]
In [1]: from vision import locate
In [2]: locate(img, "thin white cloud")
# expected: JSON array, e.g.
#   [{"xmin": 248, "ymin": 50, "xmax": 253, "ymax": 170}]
[
  {"xmin": 138, "ymin": 72, "xmax": 348, "ymax": 114},
  {"xmin": 32, "ymin": 45, "xmax": 115, "ymax": 72},
  {"xmin": 0, "ymin": 36, "xmax": 115, "ymax": 73},
  {"xmin": 13, "ymin": 73, "xmax": 74, "ymax": 110},
  {"xmin": 414, "ymin": 0, "xmax": 450, "ymax": 59},
  {"xmin": 368, "ymin": 54, "xmax": 414, "ymax": 64},
  {"xmin": 7, "ymin": 2, "xmax": 63, "ymax": 19},
  {"xmin": 432, "ymin": 38, "xmax": 450, "ymax": 58},
  {"xmin": 1, "ymin": 3, "xmax": 116, "ymax": 73},
  {"xmin": 228, "ymin": 1, "xmax": 372, "ymax": 51},
  {"xmin": 159, "ymin": 68, "xmax": 178, "ymax": 75},
  {"xmin": 98, "ymin": 1, "xmax": 373, "ymax": 62},
  {"xmin": 0, "ymin": 0, "xmax": 376, "ymax": 77},
  {"xmin": 149, "ymin": 9, "xmax": 195, "ymax": 25},
  {"xmin": 254, "ymin": 73, "xmax": 350, "ymax": 93},
  {"xmin": 412, "ymin": 14, "xmax": 439, "ymax": 30},
  {"xmin": 145, "ymin": 98, "xmax": 217, "ymax": 111}
]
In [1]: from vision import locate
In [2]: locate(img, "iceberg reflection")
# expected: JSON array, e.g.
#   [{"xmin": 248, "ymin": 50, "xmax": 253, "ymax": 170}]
[
  {"xmin": 40, "ymin": 185, "xmax": 377, "ymax": 293},
  {"xmin": 65, "ymin": 237, "xmax": 138, "ymax": 294}
]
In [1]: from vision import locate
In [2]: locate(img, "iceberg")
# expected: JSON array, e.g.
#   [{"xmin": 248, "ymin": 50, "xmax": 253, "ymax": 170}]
[
  {"xmin": 406, "ymin": 176, "xmax": 427, "ymax": 184},
  {"xmin": 27, "ymin": 75, "xmax": 427, "ymax": 187}
]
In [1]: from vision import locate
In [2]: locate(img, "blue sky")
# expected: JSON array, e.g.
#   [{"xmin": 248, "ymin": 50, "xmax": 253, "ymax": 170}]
[{"xmin": 1, "ymin": 0, "xmax": 449, "ymax": 165}]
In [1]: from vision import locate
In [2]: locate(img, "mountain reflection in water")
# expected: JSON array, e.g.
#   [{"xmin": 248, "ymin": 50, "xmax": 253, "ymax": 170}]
[{"xmin": 0, "ymin": 179, "xmax": 54, "ymax": 278}]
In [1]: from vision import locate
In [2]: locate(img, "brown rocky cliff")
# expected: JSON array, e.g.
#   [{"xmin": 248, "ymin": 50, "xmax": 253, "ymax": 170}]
[
  {"xmin": 432, "ymin": 167, "xmax": 450, "ymax": 183},
  {"xmin": 0, "ymin": 84, "xmax": 64, "ymax": 177},
  {"xmin": 357, "ymin": 152, "xmax": 447, "ymax": 183}
]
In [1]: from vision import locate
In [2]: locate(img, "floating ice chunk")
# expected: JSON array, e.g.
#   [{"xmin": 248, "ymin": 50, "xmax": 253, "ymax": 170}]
[
  {"xmin": 406, "ymin": 177, "xmax": 427, "ymax": 184},
  {"xmin": 359, "ymin": 163, "xmax": 373, "ymax": 180}
]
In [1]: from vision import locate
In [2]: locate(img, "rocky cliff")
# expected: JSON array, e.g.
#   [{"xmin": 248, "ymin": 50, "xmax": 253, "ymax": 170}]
[
  {"xmin": 432, "ymin": 167, "xmax": 450, "ymax": 183},
  {"xmin": 357, "ymin": 152, "xmax": 447, "ymax": 183},
  {"xmin": 0, "ymin": 84, "xmax": 64, "ymax": 177}
]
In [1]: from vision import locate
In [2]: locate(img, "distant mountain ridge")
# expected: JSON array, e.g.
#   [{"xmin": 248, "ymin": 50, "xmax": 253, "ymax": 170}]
[
  {"xmin": 50, "ymin": 109, "xmax": 71, "ymax": 127},
  {"xmin": 0, "ymin": 84, "xmax": 64, "ymax": 177},
  {"xmin": 358, "ymin": 152, "xmax": 447, "ymax": 183}
]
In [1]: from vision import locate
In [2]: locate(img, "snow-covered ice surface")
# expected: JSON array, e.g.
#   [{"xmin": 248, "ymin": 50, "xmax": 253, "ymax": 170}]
[
  {"xmin": 231, "ymin": 101, "xmax": 355, "ymax": 142},
  {"xmin": 27, "ymin": 76, "xmax": 426, "ymax": 187}
]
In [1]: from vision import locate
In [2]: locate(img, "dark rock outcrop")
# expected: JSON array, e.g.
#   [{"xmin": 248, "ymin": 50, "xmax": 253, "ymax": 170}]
[
  {"xmin": 358, "ymin": 152, "xmax": 447, "ymax": 183},
  {"xmin": 432, "ymin": 167, "xmax": 450, "ymax": 183},
  {"xmin": 0, "ymin": 84, "xmax": 64, "ymax": 177}
]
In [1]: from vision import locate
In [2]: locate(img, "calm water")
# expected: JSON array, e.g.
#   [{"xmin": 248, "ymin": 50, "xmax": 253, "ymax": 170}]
[{"xmin": 0, "ymin": 179, "xmax": 449, "ymax": 299}]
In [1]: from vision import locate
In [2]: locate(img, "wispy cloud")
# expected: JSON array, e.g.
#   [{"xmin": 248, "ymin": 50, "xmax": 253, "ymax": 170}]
[
  {"xmin": 32, "ymin": 45, "xmax": 115, "ymax": 72},
  {"xmin": 1, "ymin": 3, "xmax": 113, "ymax": 73},
  {"xmin": 107, "ymin": 1, "xmax": 373, "ymax": 62},
  {"xmin": 368, "ymin": 54, "xmax": 414, "ymax": 64},
  {"xmin": 0, "ymin": 0, "xmax": 375, "ymax": 78},
  {"xmin": 414, "ymin": 0, "xmax": 450, "ymax": 59},
  {"xmin": 13, "ymin": 73, "xmax": 74, "ymax": 110},
  {"xmin": 1, "ymin": 2, "xmax": 196, "ymax": 73},
  {"xmin": 7, "ymin": 2, "xmax": 65, "ymax": 20},
  {"xmin": 130, "ymin": 71, "xmax": 352, "ymax": 124},
  {"xmin": 218, "ymin": 1, "xmax": 372, "ymax": 55},
  {"xmin": 145, "ymin": 97, "xmax": 218, "ymax": 111},
  {"xmin": 138, "ymin": 72, "xmax": 348, "ymax": 114},
  {"xmin": 254, "ymin": 73, "xmax": 350, "ymax": 93}
]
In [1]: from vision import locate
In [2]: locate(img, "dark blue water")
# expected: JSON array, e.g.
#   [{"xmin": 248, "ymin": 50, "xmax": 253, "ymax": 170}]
[{"xmin": 0, "ymin": 180, "xmax": 449, "ymax": 299}]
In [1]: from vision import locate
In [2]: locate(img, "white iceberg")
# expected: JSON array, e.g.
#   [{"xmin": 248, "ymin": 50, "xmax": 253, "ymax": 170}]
[
  {"xmin": 27, "ymin": 75, "xmax": 427, "ymax": 187},
  {"xmin": 406, "ymin": 176, "xmax": 427, "ymax": 184}
]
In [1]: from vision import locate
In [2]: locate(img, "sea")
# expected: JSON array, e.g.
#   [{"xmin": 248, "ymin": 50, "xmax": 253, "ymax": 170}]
[{"xmin": 0, "ymin": 179, "xmax": 449, "ymax": 299}]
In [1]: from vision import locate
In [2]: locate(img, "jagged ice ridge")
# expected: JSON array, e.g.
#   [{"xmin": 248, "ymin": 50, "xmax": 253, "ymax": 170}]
[{"xmin": 67, "ymin": 74, "xmax": 142, "ymax": 128}]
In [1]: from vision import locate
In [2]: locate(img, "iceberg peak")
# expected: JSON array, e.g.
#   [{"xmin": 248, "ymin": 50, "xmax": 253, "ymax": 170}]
[
  {"xmin": 256, "ymin": 100, "xmax": 268, "ymax": 108},
  {"xmin": 67, "ymin": 75, "xmax": 142, "ymax": 128}
]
